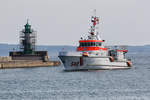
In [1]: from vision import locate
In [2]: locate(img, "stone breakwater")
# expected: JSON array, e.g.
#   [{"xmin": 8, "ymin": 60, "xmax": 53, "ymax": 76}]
[{"xmin": 0, "ymin": 57, "xmax": 60, "ymax": 69}]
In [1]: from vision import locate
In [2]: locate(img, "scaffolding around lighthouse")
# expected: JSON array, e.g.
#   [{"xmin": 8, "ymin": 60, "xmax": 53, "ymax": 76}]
[{"xmin": 19, "ymin": 20, "xmax": 37, "ymax": 54}]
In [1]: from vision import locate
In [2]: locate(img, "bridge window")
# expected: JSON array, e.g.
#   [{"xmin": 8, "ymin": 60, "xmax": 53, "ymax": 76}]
[
  {"xmin": 93, "ymin": 42, "xmax": 96, "ymax": 46},
  {"xmin": 88, "ymin": 42, "xmax": 90, "ymax": 46},
  {"xmin": 82, "ymin": 43, "xmax": 85, "ymax": 47},
  {"xmin": 85, "ymin": 43, "xmax": 87, "ymax": 47},
  {"xmin": 79, "ymin": 43, "xmax": 82, "ymax": 46},
  {"xmin": 96, "ymin": 42, "xmax": 99, "ymax": 46},
  {"xmin": 90, "ymin": 42, "xmax": 92, "ymax": 46},
  {"xmin": 80, "ymin": 42, "xmax": 102, "ymax": 47},
  {"xmin": 98, "ymin": 42, "xmax": 102, "ymax": 46},
  {"xmin": 91, "ymin": 42, "xmax": 94, "ymax": 46}
]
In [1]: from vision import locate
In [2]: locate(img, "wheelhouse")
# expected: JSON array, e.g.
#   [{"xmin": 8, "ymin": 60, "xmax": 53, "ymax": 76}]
[{"xmin": 77, "ymin": 40, "xmax": 107, "ymax": 51}]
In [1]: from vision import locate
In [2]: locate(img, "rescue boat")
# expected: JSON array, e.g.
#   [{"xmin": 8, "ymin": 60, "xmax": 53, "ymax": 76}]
[{"xmin": 58, "ymin": 10, "xmax": 132, "ymax": 71}]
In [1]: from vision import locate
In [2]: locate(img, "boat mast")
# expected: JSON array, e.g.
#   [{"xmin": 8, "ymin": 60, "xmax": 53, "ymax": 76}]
[{"xmin": 89, "ymin": 9, "xmax": 101, "ymax": 40}]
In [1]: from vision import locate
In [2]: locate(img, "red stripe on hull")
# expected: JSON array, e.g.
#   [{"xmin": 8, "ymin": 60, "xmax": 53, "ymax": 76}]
[
  {"xmin": 79, "ymin": 40, "xmax": 104, "ymax": 43},
  {"xmin": 77, "ymin": 47, "xmax": 107, "ymax": 51}
]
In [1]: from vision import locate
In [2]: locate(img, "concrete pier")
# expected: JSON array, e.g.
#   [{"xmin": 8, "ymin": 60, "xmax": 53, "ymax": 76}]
[
  {"xmin": 0, "ymin": 60, "xmax": 60, "ymax": 69},
  {"xmin": 0, "ymin": 57, "xmax": 60, "ymax": 69}
]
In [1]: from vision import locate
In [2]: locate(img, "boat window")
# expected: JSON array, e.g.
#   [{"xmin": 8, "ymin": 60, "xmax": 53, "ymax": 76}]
[
  {"xmin": 93, "ymin": 42, "xmax": 96, "ymax": 46},
  {"xmin": 81, "ymin": 43, "xmax": 83, "ymax": 46},
  {"xmin": 80, "ymin": 43, "xmax": 83, "ymax": 47},
  {"xmin": 91, "ymin": 42, "xmax": 94, "ymax": 46},
  {"xmin": 96, "ymin": 42, "xmax": 98, "ymax": 46},
  {"xmin": 83, "ymin": 43, "xmax": 85, "ymax": 47},
  {"xmin": 91, "ymin": 42, "xmax": 96, "ymax": 46},
  {"xmin": 85, "ymin": 43, "xmax": 88, "ymax": 47},
  {"xmin": 82, "ymin": 43, "xmax": 84, "ymax": 47},
  {"xmin": 98, "ymin": 42, "xmax": 102, "ymax": 46},
  {"xmin": 80, "ymin": 43, "xmax": 82, "ymax": 47},
  {"xmin": 80, "ymin": 42, "xmax": 101, "ymax": 47},
  {"xmin": 88, "ymin": 42, "xmax": 91, "ymax": 46},
  {"xmin": 96, "ymin": 42, "xmax": 99, "ymax": 46},
  {"xmin": 86, "ymin": 43, "xmax": 88, "ymax": 46},
  {"xmin": 90, "ymin": 42, "xmax": 92, "ymax": 46}
]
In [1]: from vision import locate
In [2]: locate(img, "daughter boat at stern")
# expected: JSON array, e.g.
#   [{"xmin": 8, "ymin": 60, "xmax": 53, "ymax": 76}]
[{"xmin": 59, "ymin": 10, "xmax": 132, "ymax": 71}]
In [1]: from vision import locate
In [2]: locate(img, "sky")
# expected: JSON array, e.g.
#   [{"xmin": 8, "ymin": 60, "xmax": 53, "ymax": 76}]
[{"xmin": 0, "ymin": 0, "xmax": 149, "ymax": 46}]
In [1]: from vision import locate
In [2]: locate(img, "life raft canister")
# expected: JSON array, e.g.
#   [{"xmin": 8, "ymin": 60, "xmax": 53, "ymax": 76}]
[
  {"xmin": 109, "ymin": 56, "xmax": 114, "ymax": 62},
  {"xmin": 82, "ymin": 52, "xmax": 88, "ymax": 57},
  {"xmin": 127, "ymin": 61, "xmax": 132, "ymax": 67}
]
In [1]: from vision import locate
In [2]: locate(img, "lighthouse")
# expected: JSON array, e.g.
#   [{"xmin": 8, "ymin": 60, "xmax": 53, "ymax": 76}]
[
  {"xmin": 20, "ymin": 20, "xmax": 36, "ymax": 55},
  {"xmin": 9, "ymin": 20, "xmax": 48, "ymax": 61}
]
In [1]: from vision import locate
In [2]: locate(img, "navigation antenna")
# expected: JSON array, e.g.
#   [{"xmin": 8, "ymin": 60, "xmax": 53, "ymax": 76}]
[
  {"xmin": 93, "ymin": 9, "xmax": 100, "ymax": 39},
  {"xmin": 90, "ymin": 9, "xmax": 101, "ymax": 40}
]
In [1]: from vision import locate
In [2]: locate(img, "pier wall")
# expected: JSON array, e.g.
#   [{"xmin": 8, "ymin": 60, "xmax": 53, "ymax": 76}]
[
  {"xmin": 0, "ymin": 60, "xmax": 60, "ymax": 69},
  {"xmin": 9, "ymin": 51, "xmax": 49, "ymax": 61},
  {"xmin": 11, "ymin": 56, "xmax": 43, "ymax": 60},
  {"xmin": 0, "ymin": 57, "xmax": 12, "ymax": 62},
  {"xmin": 0, "ymin": 50, "xmax": 60, "ymax": 69}
]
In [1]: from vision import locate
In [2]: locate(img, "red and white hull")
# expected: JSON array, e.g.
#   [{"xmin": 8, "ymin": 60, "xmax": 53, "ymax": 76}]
[{"xmin": 59, "ymin": 55, "xmax": 131, "ymax": 71}]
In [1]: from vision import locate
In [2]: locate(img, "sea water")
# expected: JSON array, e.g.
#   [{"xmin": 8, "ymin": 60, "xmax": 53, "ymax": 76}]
[{"xmin": 0, "ymin": 51, "xmax": 150, "ymax": 100}]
